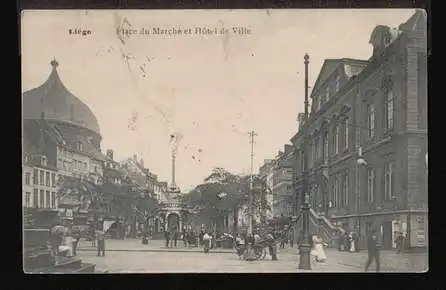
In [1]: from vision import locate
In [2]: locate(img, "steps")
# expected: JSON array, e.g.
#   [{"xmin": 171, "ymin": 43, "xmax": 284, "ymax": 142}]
[
  {"xmin": 28, "ymin": 256, "xmax": 96, "ymax": 274},
  {"xmin": 309, "ymin": 209, "xmax": 346, "ymax": 246}
]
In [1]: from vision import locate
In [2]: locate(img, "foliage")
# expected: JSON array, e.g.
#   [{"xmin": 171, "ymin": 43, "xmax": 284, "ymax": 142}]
[
  {"xmin": 180, "ymin": 167, "xmax": 271, "ymax": 223},
  {"xmin": 56, "ymin": 175, "xmax": 159, "ymax": 225}
]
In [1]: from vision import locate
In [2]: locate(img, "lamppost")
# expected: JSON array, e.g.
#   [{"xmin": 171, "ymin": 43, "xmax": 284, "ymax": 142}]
[
  {"xmin": 356, "ymin": 146, "xmax": 368, "ymax": 247},
  {"xmin": 298, "ymin": 53, "xmax": 311, "ymax": 270}
]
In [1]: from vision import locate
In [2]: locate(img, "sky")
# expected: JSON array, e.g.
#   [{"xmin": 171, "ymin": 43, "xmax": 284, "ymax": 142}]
[{"xmin": 21, "ymin": 9, "xmax": 416, "ymax": 191}]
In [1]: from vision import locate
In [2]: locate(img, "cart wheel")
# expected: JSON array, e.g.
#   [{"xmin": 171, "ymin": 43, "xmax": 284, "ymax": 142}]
[
  {"xmin": 255, "ymin": 248, "xmax": 263, "ymax": 260},
  {"xmin": 261, "ymin": 248, "xmax": 267, "ymax": 260}
]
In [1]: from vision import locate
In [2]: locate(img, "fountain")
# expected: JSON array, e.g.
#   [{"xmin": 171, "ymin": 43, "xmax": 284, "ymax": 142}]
[{"xmin": 23, "ymin": 207, "xmax": 97, "ymax": 273}]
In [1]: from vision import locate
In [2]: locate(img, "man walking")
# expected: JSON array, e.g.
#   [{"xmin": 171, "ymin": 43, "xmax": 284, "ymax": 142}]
[
  {"xmin": 96, "ymin": 228, "xmax": 106, "ymax": 257},
  {"xmin": 364, "ymin": 228, "xmax": 380, "ymax": 272},
  {"xmin": 164, "ymin": 229, "xmax": 170, "ymax": 248},
  {"xmin": 173, "ymin": 228, "xmax": 178, "ymax": 247}
]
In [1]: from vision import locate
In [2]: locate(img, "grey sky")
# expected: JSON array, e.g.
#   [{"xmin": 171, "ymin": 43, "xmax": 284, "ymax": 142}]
[{"xmin": 21, "ymin": 9, "xmax": 415, "ymax": 191}]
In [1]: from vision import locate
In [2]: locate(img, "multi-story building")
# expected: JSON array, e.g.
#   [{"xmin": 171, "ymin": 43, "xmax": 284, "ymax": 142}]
[
  {"xmin": 22, "ymin": 154, "xmax": 58, "ymax": 210},
  {"xmin": 291, "ymin": 10, "xmax": 427, "ymax": 250},
  {"xmin": 22, "ymin": 59, "xmax": 106, "ymax": 214},
  {"xmin": 259, "ymin": 159, "xmax": 275, "ymax": 220},
  {"xmin": 271, "ymin": 145, "xmax": 295, "ymax": 218}
]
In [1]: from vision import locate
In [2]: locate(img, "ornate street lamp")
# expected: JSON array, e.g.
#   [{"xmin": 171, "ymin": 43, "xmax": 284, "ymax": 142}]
[{"xmin": 298, "ymin": 53, "xmax": 311, "ymax": 270}]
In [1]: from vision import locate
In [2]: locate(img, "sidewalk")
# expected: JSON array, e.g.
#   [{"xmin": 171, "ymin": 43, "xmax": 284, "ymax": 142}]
[
  {"xmin": 76, "ymin": 238, "xmax": 234, "ymax": 254},
  {"xmin": 278, "ymin": 247, "xmax": 428, "ymax": 272}
]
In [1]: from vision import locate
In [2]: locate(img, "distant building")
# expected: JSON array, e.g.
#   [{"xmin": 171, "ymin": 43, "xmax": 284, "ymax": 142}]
[
  {"xmin": 291, "ymin": 10, "xmax": 428, "ymax": 250},
  {"xmin": 22, "ymin": 154, "xmax": 58, "ymax": 209}
]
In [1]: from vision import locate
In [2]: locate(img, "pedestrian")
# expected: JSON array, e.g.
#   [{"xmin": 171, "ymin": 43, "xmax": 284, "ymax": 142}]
[
  {"xmin": 203, "ymin": 231, "xmax": 211, "ymax": 253},
  {"xmin": 164, "ymin": 229, "xmax": 170, "ymax": 248},
  {"xmin": 173, "ymin": 228, "xmax": 178, "ymax": 247},
  {"xmin": 396, "ymin": 232, "xmax": 404, "ymax": 254},
  {"xmin": 71, "ymin": 226, "xmax": 81, "ymax": 256},
  {"xmin": 343, "ymin": 232, "xmax": 350, "ymax": 252},
  {"xmin": 310, "ymin": 233, "xmax": 327, "ymax": 263},
  {"xmin": 96, "ymin": 228, "xmax": 106, "ymax": 256},
  {"xmin": 364, "ymin": 228, "xmax": 381, "ymax": 272},
  {"xmin": 182, "ymin": 227, "xmax": 188, "ymax": 247},
  {"xmin": 266, "ymin": 231, "xmax": 278, "ymax": 261}
]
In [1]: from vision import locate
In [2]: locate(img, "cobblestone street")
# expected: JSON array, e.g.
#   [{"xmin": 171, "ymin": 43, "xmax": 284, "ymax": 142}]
[{"xmin": 76, "ymin": 239, "xmax": 427, "ymax": 273}]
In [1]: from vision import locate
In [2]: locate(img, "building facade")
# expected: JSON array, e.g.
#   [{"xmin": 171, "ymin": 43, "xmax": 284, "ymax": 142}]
[
  {"xmin": 291, "ymin": 10, "xmax": 427, "ymax": 250},
  {"xmin": 22, "ymin": 59, "xmax": 106, "ymax": 218},
  {"xmin": 271, "ymin": 145, "xmax": 295, "ymax": 218},
  {"xmin": 22, "ymin": 155, "xmax": 58, "ymax": 209}
]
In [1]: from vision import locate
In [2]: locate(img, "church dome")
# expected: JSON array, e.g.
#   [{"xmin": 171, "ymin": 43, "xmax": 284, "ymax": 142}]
[{"xmin": 22, "ymin": 59, "xmax": 101, "ymax": 135}]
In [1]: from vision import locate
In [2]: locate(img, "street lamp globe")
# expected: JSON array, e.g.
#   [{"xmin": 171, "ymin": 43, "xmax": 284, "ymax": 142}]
[{"xmin": 357, "ymin": 157, "xmax": 368, "ymax": 166}]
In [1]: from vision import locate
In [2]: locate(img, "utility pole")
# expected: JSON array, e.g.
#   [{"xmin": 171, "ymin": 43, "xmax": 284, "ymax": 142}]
[
  {"xmin": 298, "ymin": 53, "xmax": 312, "ymax": 270},
  {"xmin": 245, "ymin": 130, "xmax": 257, "ymax": 260},
  {"xmin": 248, "ymin": 130, "xmax": 257, "ymax": 235}
]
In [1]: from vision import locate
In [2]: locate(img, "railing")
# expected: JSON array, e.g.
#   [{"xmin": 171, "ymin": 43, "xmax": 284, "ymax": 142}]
[{"xmin": 309, "ymin": 208, "xmax": 345, "ymax": 246}]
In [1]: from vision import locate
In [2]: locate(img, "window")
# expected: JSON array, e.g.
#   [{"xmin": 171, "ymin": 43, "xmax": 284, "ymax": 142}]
[
  {"xmin": 385, "ymin": 91, "xmax": 394, "ymax": 130},
  {"xmin": 314, "ymin": 138, "xmax": 320, "ymax": 162},
  {"xmin": 323, "ymin": 130, "xmax": 329, "ymax": 161},
  {"xmin": 33, "ymin": 189, "xmax": 38, "ymax": 208},
  {"xmin": 334, "ymin": 125, "xmax": 340, "ymax": 154},
  {"xmin": 63, "ymin": 161, "xmax": 68, "ymax": 171},
  {"xmin": 45, "ymin": 172, "xmax": 50, "ymax": 186},
  {"xmin": 39, "ymin": 170, "xmax": 44, "ymax": 185},
  {"xmin": 51, "ymin": 173, "xmax": 56, "ymax": 187},
  {"xmin": 33, "ymin": 169, "xmax": 38, "ymax": 185},
  {"xmin": 41, "ymin": 156, "xmax": 47, "ymax": 166},
  {"xmin": 25, "ymin": 192, "xmax": 31, "ymax": 207},
  {"xmin": 77, "ymin": 142, "xmax": 83, "ymax": 152},
  {"xmin": 325, "ymin": 87, "xmax": 330, "ymax": 102},
  {"xmin": 335, "ymin": 76, "xmax": 341, "ymax": 92},
  {"xmin": 344, "ymin": 118, "xmax": 349, "ymax": 150},
  {"xmin": 46, "ymin": 191, "xmax": 51, "ymax": 208},
  {"xmin": 57, "ymin": 159, "xmax": 62, "ymax": 169},
  {"xmin": 367, "ymin": 168, "xmax": 375, "ymax": 203},
  {"xmin": 51, "ymin": 192, "xmax": 57, "ymax": 208},
  {"xmin": 342, "ymin": 172, "xmax": 349, "ymax": 207},
  {"xmin": 384, "ymin": 162, "xmax": 394, "ymax": 201},
  {"xmin": 367, "ymin": 104, "xmax": 376, "ymax": 139},
  {"xmin": 25, "ymin": 172, "xmax": 31, "ymax": 185},
  {"xmin": 39, "ymin": 190, "xmax": 45, "ymax": 208},
  {"xmin": 333, "ymin": 178, "xmax": 339, "ymax": 207}
]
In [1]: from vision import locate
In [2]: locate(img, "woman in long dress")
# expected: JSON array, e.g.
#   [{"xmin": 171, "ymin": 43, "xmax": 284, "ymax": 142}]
[{"xmin": 310, "ymin": 234, "xmax": 327, "ymax": 262}]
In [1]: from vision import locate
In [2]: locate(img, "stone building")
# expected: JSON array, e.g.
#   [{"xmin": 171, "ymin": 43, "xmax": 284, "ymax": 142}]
[
  {"xmin": 22, "ymin": 59, "xmax": 106, "ymax": 214},
  {"xmin": 271, "ymin": 145, "xmax": 295, "ymax": 218},
  {"xmin": 291, "ymin": 10, "xmax": 427, "ymax": 250}
]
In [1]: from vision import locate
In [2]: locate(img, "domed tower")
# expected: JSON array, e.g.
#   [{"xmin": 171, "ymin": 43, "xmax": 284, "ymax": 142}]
[{"xmin": 22, "ymin": 59, "xmax": 102, "ymax": 149}]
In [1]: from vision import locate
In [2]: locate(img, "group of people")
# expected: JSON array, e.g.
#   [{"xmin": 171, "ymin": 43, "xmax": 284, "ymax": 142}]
[
  {"xmin": 163, "ymin": 227, "xmax": 210, "ymax": 248},
  {"xmin": 338, "ymin": 231, "xmax": 360, "ymax": 253},
  {"xmin": 235, "ymin": 230, "xmax": 278, "ymax": 261}
]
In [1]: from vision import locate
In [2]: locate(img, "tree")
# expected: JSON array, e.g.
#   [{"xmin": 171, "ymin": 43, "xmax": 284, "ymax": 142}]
[{"xmin": 180, "ymin": 167, "xmax": 271, "ymax": 232}]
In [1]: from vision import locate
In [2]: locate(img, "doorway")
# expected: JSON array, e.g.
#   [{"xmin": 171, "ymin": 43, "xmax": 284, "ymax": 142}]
[{"xmin": 382, "ymin": 221, "xmax": 393, "ymax": 250}]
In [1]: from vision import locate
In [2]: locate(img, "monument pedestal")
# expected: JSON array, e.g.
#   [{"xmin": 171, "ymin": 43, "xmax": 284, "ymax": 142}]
[{"xmin": 23, "ymin": 208, "xmax": 97, "ymax": 273}]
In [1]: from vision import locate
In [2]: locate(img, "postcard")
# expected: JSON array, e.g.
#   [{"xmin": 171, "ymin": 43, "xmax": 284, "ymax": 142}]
[{"xmin": 21, "ymin": 9, "xmax": 427, "ymax": 273}]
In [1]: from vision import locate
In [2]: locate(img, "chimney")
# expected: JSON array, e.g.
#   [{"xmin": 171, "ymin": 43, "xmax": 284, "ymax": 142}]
[
  {"xmin": 140, "ymin": 158, "xmax": 144, "ymax": 167},
  {"xmin": 106, "ymin": 149, "xmax": 114, "ymax": 160}
]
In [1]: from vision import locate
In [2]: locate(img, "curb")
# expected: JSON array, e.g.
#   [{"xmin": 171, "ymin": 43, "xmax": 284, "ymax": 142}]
[{"xmin": 77, "ymin": 248, "xmax": 234, "ymax": 254}]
